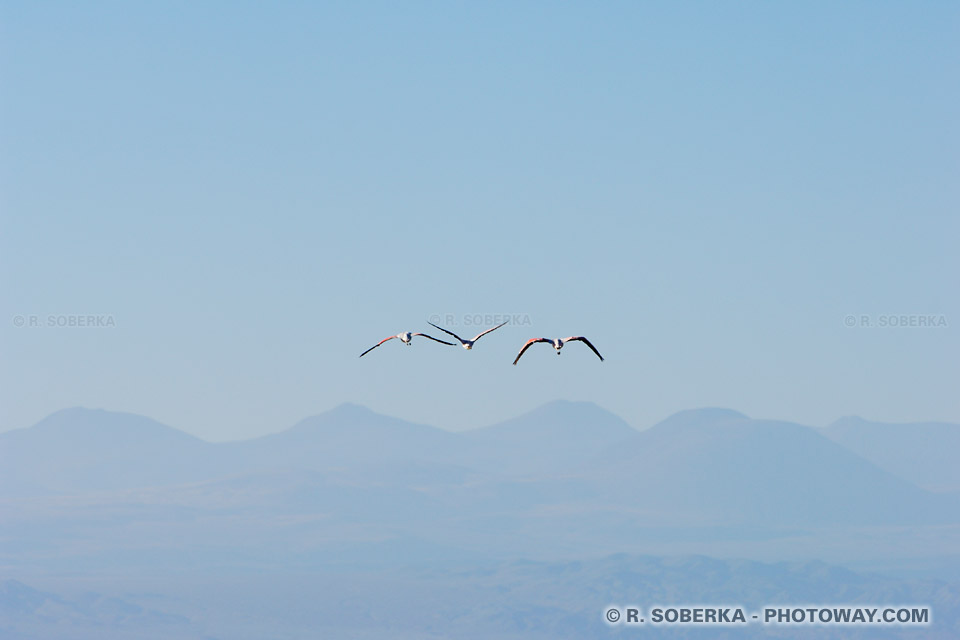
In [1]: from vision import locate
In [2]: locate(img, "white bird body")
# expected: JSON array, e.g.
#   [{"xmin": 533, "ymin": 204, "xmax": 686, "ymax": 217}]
[
  {"xmin": 427, "ymin": 321, "xmax": 508, "ymax": 350},
  {"xmin": 512, "ymin": 336, "xmax": 604, "ymax": 365},
  {"xmin": 359, "ymin": 331, "xmax": 454, "ymax": 358}
]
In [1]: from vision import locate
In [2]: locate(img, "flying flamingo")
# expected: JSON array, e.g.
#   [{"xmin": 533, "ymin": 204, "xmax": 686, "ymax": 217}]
[
  {"xmin": 427, "ymin": 320, "xmax": 508, "ymax": 350},
  {"xmin": 512, "ymin": 336, "xmax": 604, "ymax": 365},
  {"xmin": 359, "ymin": 332, "xmax": 454, "ymax": 358}
]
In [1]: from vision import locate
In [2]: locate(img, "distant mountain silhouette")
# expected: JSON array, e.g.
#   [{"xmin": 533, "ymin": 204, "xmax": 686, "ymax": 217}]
[
  {"xmin": 0, "ymin": 408, "xmax": 216, "ymax": 495},
  {"xmin": 823, "ymin": 416, "xmax": 960, "ymax": 492},
  {"xmin": 3, "ymin": 403, "xmax": 957, "ymax": 533},
  {"xmin": 646, "ymin": 407, "xmax": 749, "ymax": 430},
  {"xmin": 586, "ymin": 409, "xmax": 958, "ymax": 526},
  {"xmin": 220, "ymin": 401, "xmax": 638, "ymax": 478},
  {"xmin": 464, "ymin": 400, "xmax": 637, "ymax": 474},
  {"xmin": 223, "ymin": 402, "xmax": 468, "ymax": 472}
]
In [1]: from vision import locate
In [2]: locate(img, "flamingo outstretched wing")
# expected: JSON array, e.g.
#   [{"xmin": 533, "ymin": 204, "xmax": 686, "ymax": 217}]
[
  {"xmin": 359, "ymin": 335, "xmax": 398, "ymax": 358},
  {"xmin": 563, "ymin": 336, "xmax": 604, "ymax": 361},
  {"xmin": 427, "ymin": 321, "xmax": 466, "ymax": 346},
  {"xmin": 413, "ymin": 333, "xmax": 455, "ymax": 346},
  {"xmin": 512, "ymin": 338, "xmax": 551, "ymax": 365},
  {"xmin": 472, "ymin": 321, "xmax": 508, "ymax": 342}
]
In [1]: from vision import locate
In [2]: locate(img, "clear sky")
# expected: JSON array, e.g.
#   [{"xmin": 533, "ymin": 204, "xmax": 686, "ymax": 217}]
[{"xmin": 2, "ymin": 2, "xmax": 957, "ymax": 440}]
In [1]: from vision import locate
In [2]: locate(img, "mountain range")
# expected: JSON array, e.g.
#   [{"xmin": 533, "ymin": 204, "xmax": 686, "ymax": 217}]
[
  {"xmin": 3, "ymin": 402, "xmax": 959, "ymax": 638},
  {"xmin": 2, "ymin": 401, "xmax": 957, "ymax": 529}
]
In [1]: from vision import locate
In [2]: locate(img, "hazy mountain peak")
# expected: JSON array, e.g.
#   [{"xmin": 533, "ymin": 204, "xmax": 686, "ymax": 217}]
[
  {"xmin": 461, "ymin": 400, "xmax": 637, "ymax": 475},
  {"xmin": 539, "ymin": 399, "xmax": 595, "ymax": 408},
  {"xmin": 470, "ymin": 400, "xmax": 636, "ymax": 440},
  {"xmin": 17, "ymin": 407, "xmax": 202, "ymax": 444},
  {"xmin": 0, "ymin": 407, "xmax": 211, "ymax": 496},
  {"xmin": 315, "ymin": 402, "xmax": 439, "ymax": 427},
  {"xmin": 40, "ymin": 406, "xmax": 109, "ymax": 422},
  {"xmin": 326, "ymin": 402, "xmax": 376, "ymax": 417},
  {"xmin": 650, "ymin": 407, "xmax": 749, "ymax": 431},
  {"xmin": 829, "ymin": 415, "xmax": 869, "ymax": 428},
  {"xmin": 286, "ymin": 402, "xmax": 429, "ymax": 435}
]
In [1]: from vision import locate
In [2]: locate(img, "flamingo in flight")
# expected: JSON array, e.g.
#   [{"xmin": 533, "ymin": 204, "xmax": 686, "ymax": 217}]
[
  {"xmin": 427, "ymin": 320, "xmax": 508, "ymax": 350},
  {"xmin": 512, "ymin": 336, "xmax": 604, "ymax": 365},
  {"xmin": 359, "ymin": 332, "xmax": 454, "ymax": 358}
]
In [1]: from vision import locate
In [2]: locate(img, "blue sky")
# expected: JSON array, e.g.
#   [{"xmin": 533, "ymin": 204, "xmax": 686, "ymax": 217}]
[{"xmin": 2, "ymin": 2, "xmax": 957, "ymax": 440}]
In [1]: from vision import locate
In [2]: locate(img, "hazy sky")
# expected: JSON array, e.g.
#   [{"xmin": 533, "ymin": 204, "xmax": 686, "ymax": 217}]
[{"xmin": 2, "ymin": 2, "xmax": 957, "ymax": 440}]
